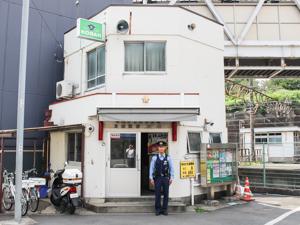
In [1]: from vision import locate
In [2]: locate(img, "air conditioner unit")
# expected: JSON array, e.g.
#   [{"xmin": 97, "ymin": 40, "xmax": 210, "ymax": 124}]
[{"xmin": 56, "ymin": 80, "xmax": 73, "ymax": 99}]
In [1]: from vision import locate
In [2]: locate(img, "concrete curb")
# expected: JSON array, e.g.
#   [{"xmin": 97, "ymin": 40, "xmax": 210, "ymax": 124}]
[{"xmin": 0, "ymin": 218, "xmax": 36, "ymax": 225}]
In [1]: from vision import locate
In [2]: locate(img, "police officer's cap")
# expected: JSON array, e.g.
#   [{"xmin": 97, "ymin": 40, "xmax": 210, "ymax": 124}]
[{"xmin": 158, "ymin": 141, "xmax": 167, "ymax": 147}]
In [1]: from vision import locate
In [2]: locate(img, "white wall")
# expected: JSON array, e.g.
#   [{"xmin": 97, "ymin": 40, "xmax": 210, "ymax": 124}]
[
  {"xmin": 49, "ymin": 5, "xmax": 228, "ymax": 199},
  {"xmin": 53, "ymin": 5, "xmax": 227, "ymax": 138},
  {"xmin": 243, "ymin": 131, "xmax": 295, "ymax": 161}
]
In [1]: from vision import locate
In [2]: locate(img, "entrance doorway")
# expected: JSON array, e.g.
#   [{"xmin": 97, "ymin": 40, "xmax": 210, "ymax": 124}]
[
  {"xmin": 140, "ymin": 132, "xmax": 168, "ymax": 195},
  {"xmin": 106, "ymin": 132, "xmax": 140, "ymax": 197}
]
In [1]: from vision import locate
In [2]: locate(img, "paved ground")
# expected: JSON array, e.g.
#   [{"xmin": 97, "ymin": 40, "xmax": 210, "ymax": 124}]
[{"xmin": 0, "ymin": 194, "xmax": 300, "ymax": 225}]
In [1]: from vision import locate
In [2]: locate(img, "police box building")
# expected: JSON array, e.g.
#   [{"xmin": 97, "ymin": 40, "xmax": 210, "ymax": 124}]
[{"xmin": 47, "ymin": 5, "xmax": 229, "ymax": 207}]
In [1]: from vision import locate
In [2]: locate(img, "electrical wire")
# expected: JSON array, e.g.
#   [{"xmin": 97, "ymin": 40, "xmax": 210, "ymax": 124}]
[
  {"xmin": 30, "ymin": 0, "xmax": 63, "ymax": 50},
  {"xmin": 0, "ymin": 0, "xmax": 77, "ymax": 20}
]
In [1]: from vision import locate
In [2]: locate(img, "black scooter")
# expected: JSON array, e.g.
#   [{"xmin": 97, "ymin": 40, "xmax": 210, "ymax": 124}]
[{"xmin": 49, "ymin": 163, "xmax": 81, "ymax": 214}]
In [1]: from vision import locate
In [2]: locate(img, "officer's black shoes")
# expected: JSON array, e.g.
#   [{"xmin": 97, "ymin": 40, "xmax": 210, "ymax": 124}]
[
  {"xmin": 155, "ymin": 211, "xmax": 160, "ymax": 216},
  {"xmin": 162, "ymin": 211, "xmax": 168, "ymax": 216}
]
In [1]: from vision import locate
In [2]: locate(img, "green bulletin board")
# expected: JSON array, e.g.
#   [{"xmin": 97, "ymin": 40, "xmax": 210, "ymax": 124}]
[{"xmin": 207, "ymin": 149, "xmax": 234, "ymax": 184}]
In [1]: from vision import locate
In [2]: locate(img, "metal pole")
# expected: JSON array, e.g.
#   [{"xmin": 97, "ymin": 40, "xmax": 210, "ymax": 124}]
[
  {"xmin": 263, "ymin": 143, "xmax": 266, "ymax": 188},
  {"xmin": 15, "ymin": 0, "xmax": 30, "ymax": 222},
  {"xmin": 249, "ymin": 79, "xmax": 256, "ymax": 162},
  {"xmin": 0, "ymin": 138, "xmax": 4, "ymax": 212}
]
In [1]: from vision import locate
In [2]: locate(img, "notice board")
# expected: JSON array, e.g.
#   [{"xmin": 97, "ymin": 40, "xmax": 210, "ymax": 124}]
[
  {"xmin": 206, "ymin": 148, "xmax": 234, "ymax": 184},
  {"xmin": 180, "ymin": 161, "xmax": 196, "ymax": 179}
]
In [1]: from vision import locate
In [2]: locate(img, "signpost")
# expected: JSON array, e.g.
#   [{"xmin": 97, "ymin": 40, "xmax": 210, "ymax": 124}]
[
  {"xmin": 77, "ymin": 18, "xmax": 105, "ymax": 42},
  {"xmin": 180, "ymin": 161, "xmax": 195, "ymax": 179}
]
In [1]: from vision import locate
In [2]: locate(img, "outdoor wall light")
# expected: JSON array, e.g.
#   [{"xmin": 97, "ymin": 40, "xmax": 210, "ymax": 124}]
[{"xmin": 188, "ymin": 23, "xmax": 196, "ymax": 31}]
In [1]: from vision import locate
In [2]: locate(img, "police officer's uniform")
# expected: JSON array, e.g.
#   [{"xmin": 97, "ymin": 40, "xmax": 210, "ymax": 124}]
[{"xmin": 149, "ymin": 141, "xmax": 174, "ymax": 216}]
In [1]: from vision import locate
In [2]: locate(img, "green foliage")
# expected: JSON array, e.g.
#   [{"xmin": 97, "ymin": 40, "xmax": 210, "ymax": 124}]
[
  {"xmin": 226, "ymin": 78, "xmax": 300, "ymax": 107},
  {"xmin": 195, "ymin": 207, "xmax": 206, "ymax": 213},
  {"xmin": 269, "ymin": 79, "xmax": 300, "ymax": 90},
  {"xmin": 266, "ymin": 89, "xmax": 300, "ymax": 103}
]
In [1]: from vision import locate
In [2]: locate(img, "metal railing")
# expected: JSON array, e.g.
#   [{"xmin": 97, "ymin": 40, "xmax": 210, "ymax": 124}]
[
  {"xmin": 133, "ymin": 0, "xmax": 295, "ymax": 4},
  {"xmin": 237, "ymin": 141, "xmax": 300, "ymax": 191}
]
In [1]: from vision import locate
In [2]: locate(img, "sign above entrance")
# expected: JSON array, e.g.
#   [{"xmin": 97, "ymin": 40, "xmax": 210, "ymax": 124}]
[
  {"xmin": 180, "ymin": 161, "xmax": 196, "ymax": 179},
  {"xmin": 76, "ymin": 18, "xmax": 105, "ymax": 42}
]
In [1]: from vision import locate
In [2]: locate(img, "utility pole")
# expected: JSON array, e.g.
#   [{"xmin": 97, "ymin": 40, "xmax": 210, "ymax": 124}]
[
  {"xmin": 15, "ymin": 0, "xmax": 30, "ymax": 222},
  {"xmin": 249, "ymin": 79, "xmax": 256, "ymax": 162}
]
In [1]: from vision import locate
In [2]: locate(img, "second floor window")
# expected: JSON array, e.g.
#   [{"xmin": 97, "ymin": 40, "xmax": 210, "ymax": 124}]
[
  {"xmin": 125, "ymin": 42, "xmax": 166, "ymax": 72},
  {"xmin": 87, "ymin": 46, "xmax": 105, "ymax": 89}
]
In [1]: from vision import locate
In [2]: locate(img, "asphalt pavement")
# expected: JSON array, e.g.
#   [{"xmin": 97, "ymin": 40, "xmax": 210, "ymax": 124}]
[{"xmin": 0, "ymin": 195, "xmax": 299, "ymax": 225}]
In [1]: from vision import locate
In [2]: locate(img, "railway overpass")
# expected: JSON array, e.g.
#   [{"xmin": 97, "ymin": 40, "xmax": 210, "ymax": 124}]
[{"xmin": 134, "ymin": 0, "xmax": 300, "ymax": 78}]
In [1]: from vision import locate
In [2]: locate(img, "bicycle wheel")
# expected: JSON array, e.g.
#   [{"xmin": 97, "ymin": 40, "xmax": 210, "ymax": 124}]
[
  {"xmin": 29, "ymin": 187, "xmax": 39, "ymax": 212},
  {"xmin": 21, "ymin": 188, "xmax": 29, "ymax": 216},
  {"xmin": 2, "ymin": 186, "xmax": 13, "ymax": 210}
]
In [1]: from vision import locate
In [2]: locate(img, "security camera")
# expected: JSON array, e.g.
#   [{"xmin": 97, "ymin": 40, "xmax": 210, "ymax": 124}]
[
  {"xmin": 86, "ymin": 124, "xmax": 94, "ymax": 133},
  {"xmin": 204, "ymin": 118, "xmax": 214, "ymax": 126}
]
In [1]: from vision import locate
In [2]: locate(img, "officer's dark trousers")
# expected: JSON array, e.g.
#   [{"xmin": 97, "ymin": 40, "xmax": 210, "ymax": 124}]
[{"xmin": 154, "ymin": 177, "xmax": 169, "ymax": 213}]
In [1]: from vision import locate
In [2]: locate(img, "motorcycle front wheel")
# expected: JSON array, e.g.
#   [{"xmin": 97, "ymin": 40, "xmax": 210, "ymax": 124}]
[{"xmin": 50, "ymin": 194, "xmax": 60, "ymax": 207}]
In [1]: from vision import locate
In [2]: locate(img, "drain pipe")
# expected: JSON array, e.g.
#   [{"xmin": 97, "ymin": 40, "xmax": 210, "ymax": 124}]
[{"xmin": 191, "ymin": 173, "xmax": 201, "ymax": 206}]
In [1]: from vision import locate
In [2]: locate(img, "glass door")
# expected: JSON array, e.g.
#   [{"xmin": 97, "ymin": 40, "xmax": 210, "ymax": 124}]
[{"xmin": 106, "ymin": 132, "xmax": 140, "ymax": 197}]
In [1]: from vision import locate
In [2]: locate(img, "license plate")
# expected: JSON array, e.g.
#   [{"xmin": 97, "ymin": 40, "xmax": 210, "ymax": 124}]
[{"xmin": 70, "ymin": 193, "xmax": 78, "ymax": 198}]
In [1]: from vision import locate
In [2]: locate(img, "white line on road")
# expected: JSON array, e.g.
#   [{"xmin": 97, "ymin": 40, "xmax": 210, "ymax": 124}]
[
  {"xmin": 258, "ymin": 203, "xmax": 281, "ymax": 208},
  {"xmin": 264, "ymin": 206, "xmax": 300, "ymax": 225}
]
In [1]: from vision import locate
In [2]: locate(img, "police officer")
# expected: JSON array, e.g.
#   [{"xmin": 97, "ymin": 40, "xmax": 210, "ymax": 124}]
[{"xmin": 149, "ymin": 141, "xmax": 174, "ymax": 216}]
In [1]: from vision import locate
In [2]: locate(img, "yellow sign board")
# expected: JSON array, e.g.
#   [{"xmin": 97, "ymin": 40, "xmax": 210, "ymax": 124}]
[{"xmin": 180, "ymin": 161, "xmax": 195, "ymax": 179}]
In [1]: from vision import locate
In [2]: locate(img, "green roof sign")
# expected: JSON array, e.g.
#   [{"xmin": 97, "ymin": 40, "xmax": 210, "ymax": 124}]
[{"xmin": 76, "ymin": 18, "xmax": 105, "ymax": 42}]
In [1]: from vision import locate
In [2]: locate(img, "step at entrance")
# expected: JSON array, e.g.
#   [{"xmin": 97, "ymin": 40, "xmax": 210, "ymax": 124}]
[{"xmin": 86, "ymin": 198, "xmax": 187, "ymax": 213}]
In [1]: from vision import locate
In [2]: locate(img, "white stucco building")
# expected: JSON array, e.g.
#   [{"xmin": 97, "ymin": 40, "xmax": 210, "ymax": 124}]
[
  {"xmin": 48, "ymin": 5, "xmax": 227, "ymax": 202},
  {"xmin": 240, "ymin": 126, "xmax": 300, "ymax": 163}
]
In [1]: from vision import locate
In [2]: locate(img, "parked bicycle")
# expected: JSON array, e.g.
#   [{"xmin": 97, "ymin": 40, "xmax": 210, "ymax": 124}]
[
  {"xmin": 2, "ymin": 170, "xmax": 28, "ymax": 216},
  {"xmin": 22, "ymin": 168, "xmax": 41, "ymax": 212}
]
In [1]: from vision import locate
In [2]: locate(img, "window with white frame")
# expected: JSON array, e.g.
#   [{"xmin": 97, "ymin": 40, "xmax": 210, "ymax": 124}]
[
  {"xmin": 87, "ymin": 46, "xmax": 105, "ymax": 89},
  {"xmin": 67, "ymin": 133, "xmax": 82, "ymax": 162},
  {"xmin": 255, "ymin": 133, "xmax": 282, "ymax": 144},
  {"xmin": 209, "ymin": 133, "xmax": 222, "ymax": 143},
  {"xmin": 187, "ymin": 132, "xmax": 201, "ymax": 153},
  {"xmin": 124, "ymin": 42, "xmax": 166, "ymax": 72},
  {"xmin": 268, "ymin": 133, "xmax": 282, "ymax": 144},
  {"xmin": 255, "ymin": 133, "xmax": 268, "ymax": 144}
]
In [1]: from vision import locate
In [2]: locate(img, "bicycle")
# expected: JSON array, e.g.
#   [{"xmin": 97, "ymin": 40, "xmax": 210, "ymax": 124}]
[
  {"xmin": 22, "ymin": 168, "xmax": 41, "ymax": 212},
  {"xmin": 2, "ymin": 170, "xmax": 28, "ymax": 216}
]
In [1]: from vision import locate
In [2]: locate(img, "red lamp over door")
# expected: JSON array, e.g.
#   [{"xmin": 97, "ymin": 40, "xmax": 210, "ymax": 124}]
[
  {"xmin": 172, "ymin": 122, "xmax": 177, "ymax": 142},
  {"xmin": 98, "ymin": 121, "xmax": 104, "ymax": 141}
]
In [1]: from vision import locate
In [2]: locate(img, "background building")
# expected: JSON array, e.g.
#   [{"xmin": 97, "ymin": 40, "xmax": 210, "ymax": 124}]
[{"xmin": 0, "ymin": 0, "xmax": 130, "ymax": 171}]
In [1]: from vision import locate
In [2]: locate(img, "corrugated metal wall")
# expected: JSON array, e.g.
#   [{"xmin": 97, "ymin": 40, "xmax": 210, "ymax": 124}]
[
  {"xmin": 0, "ymin": 0, "xmax": 130, "ymax": 172},
  {"xmin": 0, "ymin": 0, "xmax": 131, "ymax": 130}
]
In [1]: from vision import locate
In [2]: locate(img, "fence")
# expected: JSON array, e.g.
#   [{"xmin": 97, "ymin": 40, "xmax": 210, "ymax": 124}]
[
  {"xmin": 237, "ymin": 141, "xmax": 300, "ymax": 193},
  {"xmin": 132, "ymin": 0, "xmax": 295, "ymax": 4}
]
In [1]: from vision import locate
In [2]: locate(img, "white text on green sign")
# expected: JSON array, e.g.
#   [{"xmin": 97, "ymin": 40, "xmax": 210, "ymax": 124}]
[{"xmin": 77, "ymin": 18, "xmax": 105, "ymax": 42}]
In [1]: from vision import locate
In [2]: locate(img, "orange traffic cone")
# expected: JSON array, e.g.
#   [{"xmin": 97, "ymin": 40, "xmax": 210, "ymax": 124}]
[{"xmin": 242, "ymin": 177, "xmax": 254, "ymax": 201}]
